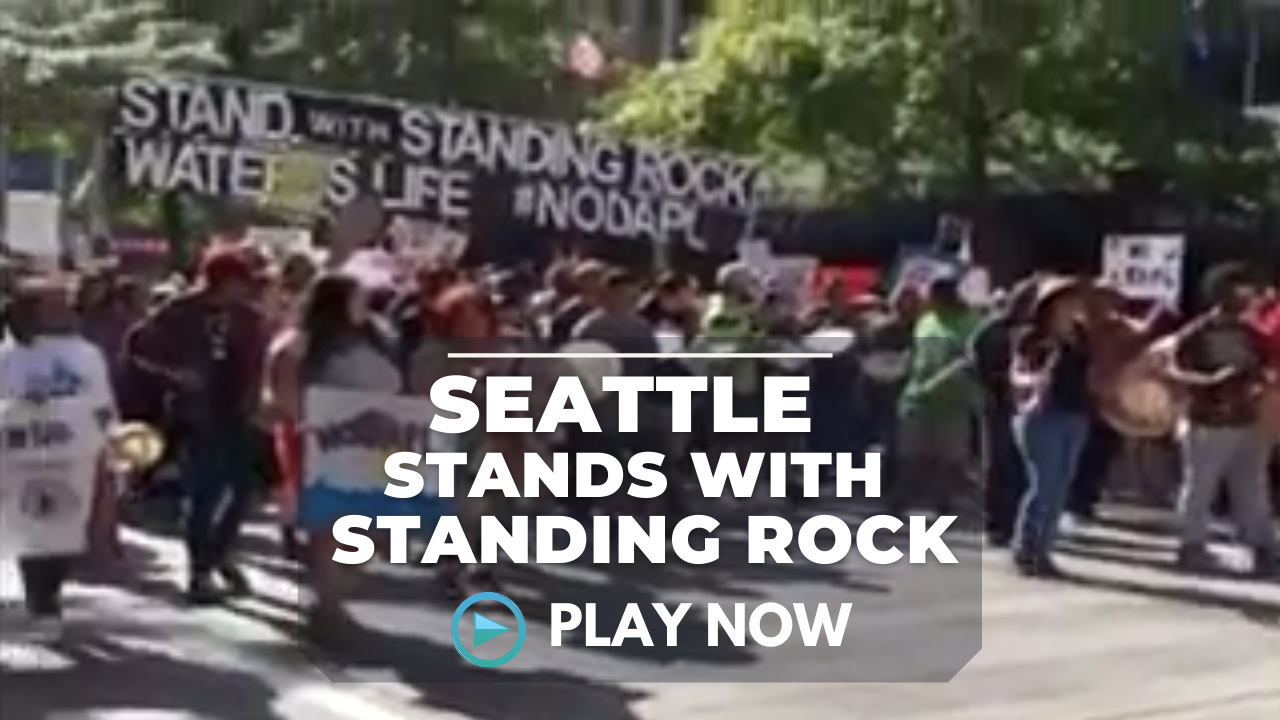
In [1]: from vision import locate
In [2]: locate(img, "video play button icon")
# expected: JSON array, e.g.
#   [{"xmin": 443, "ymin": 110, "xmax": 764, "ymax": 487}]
[
  {"xmin": 452, "ymin": 592, "xmax": 526, "ymax": 667},
  {"xmin": 473, "ymin": 612, "xmax": 510, "ymax": 647}
]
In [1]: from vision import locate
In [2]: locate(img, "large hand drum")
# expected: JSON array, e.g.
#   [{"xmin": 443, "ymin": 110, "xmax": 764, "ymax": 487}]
[
  {"xmin": 1099, "ymin": 354, "xmax": 1186, "ymax": 439},
  {"xmin": 105, "ymin": 421, "xmax": 167, "ymax": 474},
  {"xmin": 558, "ymin": 341, "xmax": 623, "ymax": 400}
]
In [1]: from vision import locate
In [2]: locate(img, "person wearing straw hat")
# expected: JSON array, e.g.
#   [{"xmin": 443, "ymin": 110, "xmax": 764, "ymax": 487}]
[
  {"xmin": 0, "ymin": 272, "xmax": 117, "ymax": 638},
  {"xmin": 1008, "ymin": 275, "xmax": 1093, "ymax": 577}
]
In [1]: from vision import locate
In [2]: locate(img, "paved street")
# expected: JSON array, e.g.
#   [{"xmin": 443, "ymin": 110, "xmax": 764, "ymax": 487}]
[{"xmin": 2, "ymin": 506, "xmax": 1278, "ymax": 720}]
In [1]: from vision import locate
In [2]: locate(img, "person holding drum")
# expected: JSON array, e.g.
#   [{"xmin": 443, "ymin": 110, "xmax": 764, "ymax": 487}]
[
  {"xmin": 1166, "ymin": 265, "xmax": 1277, "ymax": 576},
  {"xmin": 1009, "ymin": 277, "xmax": 1094, "ymax": 577},
  {"xmin": 126, "ymin": 248, "xmax": 268, "ymax": 605}
]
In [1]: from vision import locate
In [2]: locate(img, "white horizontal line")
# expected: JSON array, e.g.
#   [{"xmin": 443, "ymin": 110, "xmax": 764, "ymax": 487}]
[
  {"xmin": 278, "ymin": 684, "xmax": 412, "ymax": 720},
  {"xmin": 448, "ymin": 353, "xmax": 833, "ymax": 359}
]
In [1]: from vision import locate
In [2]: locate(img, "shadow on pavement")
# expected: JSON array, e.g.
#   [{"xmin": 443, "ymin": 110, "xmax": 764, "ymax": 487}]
[
  {"xmin": 229, "ymin": 604, "xmax": 649, "ymax": 720},
  {"xmin": 1, "ymin": 633, "xmax": 283, "ymax": 720},
  {"xmin": 1050, "ymin": 545, "xmax": 1280, "ymax": 627}
]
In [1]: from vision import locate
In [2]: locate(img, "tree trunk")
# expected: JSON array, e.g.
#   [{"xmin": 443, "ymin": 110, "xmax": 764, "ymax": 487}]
[
  {"xmin": 436, "ymin": 0, "xmax": 461, "ymax": 105},
  {"xmin": 959, "ymin": 0, "xmax": 990, "ymax": 199},
  {"xmin": 961, "ymin": 76, "xmax": 990, "ymax": 199}
]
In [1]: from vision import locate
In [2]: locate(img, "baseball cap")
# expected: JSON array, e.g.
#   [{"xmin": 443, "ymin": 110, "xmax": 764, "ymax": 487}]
[{"xmin": 199, "ymin": 247, "xmax": 258, "ymax": 287}]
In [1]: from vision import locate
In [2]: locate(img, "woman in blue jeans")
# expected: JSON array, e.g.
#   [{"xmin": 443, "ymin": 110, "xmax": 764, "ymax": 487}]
[{"xmin": 1010, "ymin": 280, "xmax": 1094, "ymax": 577}]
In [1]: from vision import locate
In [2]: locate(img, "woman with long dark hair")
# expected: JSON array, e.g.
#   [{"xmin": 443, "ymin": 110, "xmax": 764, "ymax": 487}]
[{"xmin": 263, "ymin": 272, "xmax": 400, "ymax": 640}]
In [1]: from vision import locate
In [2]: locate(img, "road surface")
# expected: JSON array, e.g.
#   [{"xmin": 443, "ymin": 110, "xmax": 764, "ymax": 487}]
[{"xmin": 2, "ymin": 506, "xmax": 1277, "ymax": 720}]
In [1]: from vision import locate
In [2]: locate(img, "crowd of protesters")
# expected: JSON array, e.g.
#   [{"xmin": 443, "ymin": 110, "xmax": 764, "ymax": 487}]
[{"xmin": 2, "ymin": 199, "xmax": 1278, "ymax": 645}]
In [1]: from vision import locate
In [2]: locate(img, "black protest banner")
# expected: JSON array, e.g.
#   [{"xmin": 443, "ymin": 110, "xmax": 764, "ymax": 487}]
[{"xmin": 108, "ymin": 75, "xmax": 761, "ymax": 245}]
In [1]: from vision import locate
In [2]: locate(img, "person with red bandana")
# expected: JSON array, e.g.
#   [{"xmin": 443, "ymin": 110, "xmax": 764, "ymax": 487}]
[{"xmin": 126, "ymin": 247, "xmax": 269, "ymax": 604}]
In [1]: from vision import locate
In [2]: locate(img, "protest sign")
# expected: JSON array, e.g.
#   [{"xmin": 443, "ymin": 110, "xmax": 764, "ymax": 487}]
[
  {"xmin": 246, "ymin": 225, "xmax": 312, "ymax": 257},
  {"xmin": 733, "ymin": 240, "xmax": 816, "ymax": 307},
  {"xmin": 934, "ymin": 213, "xmax": 973, "ymax": 260},
  {"xmin": 735, "ymin": 238, "xmax": 771, "ymax": 265},
  {"xmin": 0, "ymin": 397, "xmax": 107, "ymax": 559},
  {"xmin": 890, "ymin": 249, "xmax": 959, "ymax": 299},
  {"xmin": 755, "ymin": 255, "xmax": 818, "ymax": 307},
  {"xmin": 1102, "ymin": 234, "xmax": 1184, "ymax": 306},
  {"xmin": 109, "ymin": 75, "xmax": 761, "ymax": 246},
  {"xmin": 958, "ymin": 266, "xmax": 993, "ymax": 306},
  {"xmin": 300, "ymin": 388, "xmax": 452, "ymax": 531},
  {"xmin": 3, "ymin": 191, "xmax": 63, "ymax": 261},
  {"xmin": 390, "ymin": 216, "xmax": 469, "ymax": 260},
  {"xmin": 340, "ymin": 248, "xmax": 404, "ymax": 289}
]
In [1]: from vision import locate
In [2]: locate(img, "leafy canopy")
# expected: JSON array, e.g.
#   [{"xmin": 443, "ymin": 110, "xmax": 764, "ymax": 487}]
[{"xmin": 598, "ymin": 0, "xmax": 1280, "ymax": 205}]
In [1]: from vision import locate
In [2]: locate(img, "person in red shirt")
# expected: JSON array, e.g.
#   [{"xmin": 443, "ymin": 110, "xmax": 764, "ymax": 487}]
[
  {"xmin": 1252, "ymin": 289, "xmax": 1280, "ymax": 516},
  {"xmin": 1252, "ymin": 289, "xmax": 1280, "ymax": 366}
]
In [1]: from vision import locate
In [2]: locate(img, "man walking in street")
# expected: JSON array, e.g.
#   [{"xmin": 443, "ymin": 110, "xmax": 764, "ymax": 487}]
[{"xmin": 126, "ymin": 248, "xmax": 268, "ymax": 603}]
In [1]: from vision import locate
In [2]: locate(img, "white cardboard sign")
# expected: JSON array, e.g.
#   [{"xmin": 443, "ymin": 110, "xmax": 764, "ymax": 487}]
[
  {"xmin": 1102, "ymin": 234, "xmax": 1184, "ymax": 306},
  {"xmin": 3, "ymin": 191, "xmax": 63, "ymax": 260},
  {"xmin": 0, "ymin": 397, "xmax": 107, "ymax": 559}
]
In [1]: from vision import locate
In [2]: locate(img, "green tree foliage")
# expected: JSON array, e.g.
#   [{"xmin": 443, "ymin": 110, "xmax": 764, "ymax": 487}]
[
  {"xmin": 2, "ymin": 0, "xmax": 582, "ymax": 243},
  {"xmin": 3, "ymin": 0, "xmax": 581, "ymax": 154},
  {"xmin": 599, "ymin": 0, "xmax": 1280, "ymax": 205},
  {"xmin": 1, "ymin": 0, "xmax": 224, "ymax": 152},
  {"xmin": 159, "ymin": 0, "xmax": 575, "ymax": 112}
]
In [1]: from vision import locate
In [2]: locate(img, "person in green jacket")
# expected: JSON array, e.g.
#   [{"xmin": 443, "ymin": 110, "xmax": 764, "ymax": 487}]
[
  {"xmin": 688, "ymin": 263, "xmax": 769, "ymax": 457},
  {"xmin": 892, "ymin": 275, "xmax": 984, "ymax": 516}
]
